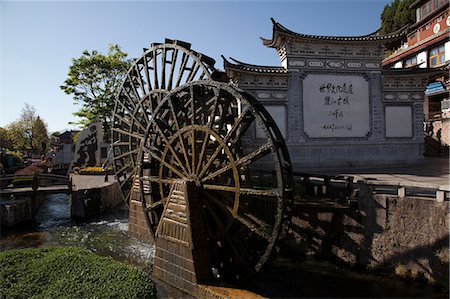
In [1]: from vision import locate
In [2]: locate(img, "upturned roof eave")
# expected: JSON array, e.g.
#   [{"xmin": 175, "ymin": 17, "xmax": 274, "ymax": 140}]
[
  {"xmin": 262, "ymin": 18, "xmax": 408, "ymax": 48},
  {"xmin": 222, "ymin": 55, "xmax": 287, "ymax": 74}
]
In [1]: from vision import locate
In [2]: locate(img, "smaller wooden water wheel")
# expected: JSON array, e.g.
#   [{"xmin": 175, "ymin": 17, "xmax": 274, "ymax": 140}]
[
  {"xmin": 111, "ymin": 40, "xmax": 216, "ymax": 203},
  {"xmin": 138, "ymin": 80, "xmax": 293, "ymax": 282}
]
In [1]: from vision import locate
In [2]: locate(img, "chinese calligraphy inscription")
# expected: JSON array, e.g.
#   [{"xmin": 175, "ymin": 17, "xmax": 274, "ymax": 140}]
[{"xmin": 303, "ymin": 74, "xmax": 370, "ymax": 138}]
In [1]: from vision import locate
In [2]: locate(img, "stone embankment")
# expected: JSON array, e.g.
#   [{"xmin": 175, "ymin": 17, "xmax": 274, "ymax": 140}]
[
  {"xmin": 70, "ymin": 174, "xmax": 124, "ymax": 218},
  {"xmin": 288, "ymin": 179, "xmax": 449, "ymax": 287}
]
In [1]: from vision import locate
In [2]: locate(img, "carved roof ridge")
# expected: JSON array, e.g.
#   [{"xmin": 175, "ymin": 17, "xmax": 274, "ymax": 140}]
[
  {"xmin": 262, "ymin": 18, "xmax": 408, "ymax": 48},
  {"xmin": 222, "ymin": 55, "xmax": 287, "ymax": 74}
]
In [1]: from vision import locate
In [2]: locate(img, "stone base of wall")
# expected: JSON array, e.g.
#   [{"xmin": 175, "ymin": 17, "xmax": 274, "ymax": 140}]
[
  {"xmin": 1, "ymin": 194, "xmax": 45, "ymax": 227},
  {"xmin": 100, "ymin": 180, "xmax": 124, "ymax": 209},
  {"xmin": 287, "ymin": 190, "xmax": 449, "ymax": 287},
  {"xmin": 128, "ymin": 199, "xmax": 153, "ymax": 243},
  {"xmin": 287, "ymin": 143, "xmax": 424, "ymax": 169},
  {"xmin": 71, "ymin": 177, "xmax": 124, "ymax": 219}
]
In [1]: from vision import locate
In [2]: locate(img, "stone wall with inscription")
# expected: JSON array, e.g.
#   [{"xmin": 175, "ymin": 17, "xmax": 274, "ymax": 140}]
[
  {"xmin": 303, "ymin": 74, "xmax": 370, "ymax": 138},
  {"xmin": 225, "ymin": 30, "xmax": 431, "ymax": 169}
]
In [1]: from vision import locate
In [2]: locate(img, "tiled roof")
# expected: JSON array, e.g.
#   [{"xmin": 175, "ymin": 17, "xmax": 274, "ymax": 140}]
[
  {"xmin": 382, "ymin": 66, "xmax": 446, "ymax": 76},
  {"xmin": 261, "ymin": 18, "xmax": 408, "ymax": 48},
  {"xmin": 222, "ymin": 56, "xmax": 287, "ymax": 74}
]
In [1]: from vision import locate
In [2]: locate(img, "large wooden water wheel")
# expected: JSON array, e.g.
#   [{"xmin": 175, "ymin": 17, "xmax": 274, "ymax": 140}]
[
  {"xmin": 138, "ymin": 80, "xmax": 293, "ymax": 281},
  {"xmin": 112, "ymin": 39, "xmax": 216, "ymax": 202}
]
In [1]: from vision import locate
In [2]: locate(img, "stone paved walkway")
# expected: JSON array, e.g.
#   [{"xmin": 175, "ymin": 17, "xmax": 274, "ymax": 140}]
[
  {"xmin": 306, "ymin": 156, "xmax": 449, "ymax": 187},
  {"xmin": 70, "ymin": 174, "xmax": 116, "ymax": 191}
]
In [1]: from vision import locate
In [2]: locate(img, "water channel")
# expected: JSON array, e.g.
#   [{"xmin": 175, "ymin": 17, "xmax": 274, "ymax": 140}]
[{"xmin": 0, "ymin": 193, "xmax": 447, "ymax": 298}]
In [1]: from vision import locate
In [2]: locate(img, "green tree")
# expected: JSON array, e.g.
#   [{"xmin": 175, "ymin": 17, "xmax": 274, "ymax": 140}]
[
  {"xmin": 60, "ymin": 44, "xmax": 131, "ymax": 139},
  {"xmin": 32, "ymin": 116, "xmax": 49, "ymax": 152},
  {"xmin": 380, "ymin": 0, "xmax": 415, "ymax": 34},
  {"xmin": 6, "ymin": 104, "xmax": 48, "ymax": 153},
  {"xmin": 0, "ymin": 127, "xmax": 14, "ymax": 150}
]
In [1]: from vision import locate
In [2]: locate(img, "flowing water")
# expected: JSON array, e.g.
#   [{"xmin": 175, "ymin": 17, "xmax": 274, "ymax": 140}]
[{"xmin": 0, "ymin": 194, "xmax": 447, "ymax": 298}]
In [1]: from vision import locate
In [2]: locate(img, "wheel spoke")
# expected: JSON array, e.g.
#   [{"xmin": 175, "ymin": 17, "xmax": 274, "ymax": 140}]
[
  {"xmin": 175, "ymin": 52, "xmax": 189, "ymax": 88},
  {"xmin": 201, "ymin": 192, "xmax": 227, "ymax": 233},
  {"xmin": 152, "ymin": 48, "xmax": 159, "ymax": 90},
  {"xmin": 142, "ymin": 146, "xmax": 185, "ymax": 179},
  {"xmin": 148, "ymin": 117, "xmax": 190, "ymax": 176},
  {"xmin": 122, "ymin": 87, "xmax": 138, "ymax": 108},
  {"xmin": 112, "ymin": 127, "xmax": 145, "ymax": 140},
  {"xmin": 161, "ymin": 47, "xmax": 167, "ymax": 90},
  {"xmin": 204, "ymin": 184, "xmax": 280, "ymax": 197},
  {"xmin": 199, "ymin": 108, "xmax": 253, "ymax": 179},
  {"xmin": 134, "ymin": 63, "xmax": 146, "ymax": 96},
  {"xmin": 201, "ymin": 189, "xmax": 234, "ymax": 216},
  {"xmin": 168, "ymin": 98, "xmax": 192, "ymax": 174},
  {"xmin": 142, "ymin": 56, "xmax": 153, "ymax": 93},
  {"xmin": 113, "ymin": 141, "xmax": 131, "ymax": 147},
  {"xmin": 235, "ymin": 213, "xmax": 272, "ymax": 241},
  {"xmin": 195, "ymin": 92, "xmax": 219, "ymax": 174},
  {"xmin": 140, "ymin": 175, "xmax": 176, "ymax": 185},
  {"xmin": 127, "ymin": 73, "xmax": 141, "ymax": 100},
  {"xmin": 202, "ymin": 142, "xmax": 273, "ymax": 183},
  {"xmin": 203, "ymin": 184, "xmax": 239, "ymax": 193},
  {"xmin": 116, "ymin": 95, "xmax": 137, "ymax": 115},
  {"xmin": 113, "ymin": 148, "xmax": 139, "ymax": 161},
  {"xmin": 113, "ymin": 113, "xmax": 146, "ymax": 133},
  {"xmin": 186, "ymin": 61, "xmax": 200, "ymax": 82},
  {"xmin": 190, "ymin": 87, "xmax": 196, "ymax": 171},
  {"xmin": 203, "ymin": 188, "xmax": 271, "ymax": 241},
  {"xmin": 167, "ymin": 48, "xmax": 178, "ymax": 90},
  {"xmin": 115, "ymin": 164, "xmax": 131, "ymax": 177},
  {"xmin": 147, "ymin": 200, "xmax": 164, "ymax": 209},
  {"xmin": 120, "ymin": 168, "xmax": 136, "ymax": 188}
]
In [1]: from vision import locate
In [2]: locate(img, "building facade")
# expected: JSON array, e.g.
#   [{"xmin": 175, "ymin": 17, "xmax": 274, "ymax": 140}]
[
  {"xmin": 47, "ymin": 130, "xmax": 78, "ymax": 168},
  {"xmin": 383, "ymin": 0, "xmax": 449, "ymax": 148},
  {"xmin": 383, "ymin": 0, "xmax": 449, "ymax": 69},
  {"xmin": 224, "ymin": 19, "xmax": 439, "ymax": 169}
]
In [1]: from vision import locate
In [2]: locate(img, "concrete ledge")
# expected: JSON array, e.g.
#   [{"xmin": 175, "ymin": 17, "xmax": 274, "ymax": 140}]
[{"xmin": 359, "ymin": 179, "xmax": 450, "ymax": 201}]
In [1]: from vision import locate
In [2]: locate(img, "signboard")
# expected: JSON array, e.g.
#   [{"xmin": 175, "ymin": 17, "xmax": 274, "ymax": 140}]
[
  {"xmin": 424, "ymin": 82, "xmax": 445, "ymax": 95},
  {"xmin": 303, "ymin": 74, "xmax": 370, "ymax": 138}
]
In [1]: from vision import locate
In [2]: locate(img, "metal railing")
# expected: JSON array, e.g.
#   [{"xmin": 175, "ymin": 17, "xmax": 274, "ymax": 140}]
[{"xmin": 0, "ymin": 173, "xmax": 69, "ymax": 191}]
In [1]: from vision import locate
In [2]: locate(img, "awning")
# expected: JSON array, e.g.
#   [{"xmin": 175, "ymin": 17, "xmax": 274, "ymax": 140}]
[{"xmin": 425, "ymin": 82, "xmax": 446, "ymax": 95}]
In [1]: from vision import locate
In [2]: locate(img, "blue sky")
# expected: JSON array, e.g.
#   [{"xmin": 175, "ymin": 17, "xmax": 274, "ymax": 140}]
[{"xmin": 1, "ymin": 0, "xmax": 391, "ymax": 133}]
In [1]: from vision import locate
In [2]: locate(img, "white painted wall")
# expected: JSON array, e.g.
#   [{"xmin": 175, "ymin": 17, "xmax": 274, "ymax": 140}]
[
  {"xmin": 417, "ymin": 51, "xmax": 427, "ymax": 68},
  {"xmin": 394, "ymin": 61, "xmax": 403, "ymax": 68},
  {"xmin": 49, "ymin": 144, "xmax": 74, "ymax": 165},
  {"xmin": 445, "ymin": 41, "xmax": 450, "ymax": 62}
]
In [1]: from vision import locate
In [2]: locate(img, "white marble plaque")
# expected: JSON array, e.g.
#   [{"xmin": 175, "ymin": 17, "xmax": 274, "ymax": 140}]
[
  {"xmin": 303, "ymin": 74, "xmax": 370, "ymax": 138},
  {"xmin": 385, "ymin": 106, "xmax": 412, "ymax": 137}
]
